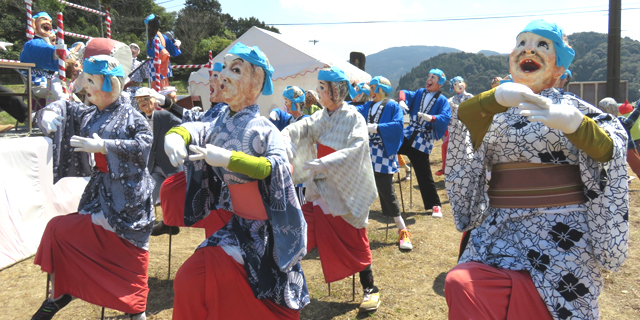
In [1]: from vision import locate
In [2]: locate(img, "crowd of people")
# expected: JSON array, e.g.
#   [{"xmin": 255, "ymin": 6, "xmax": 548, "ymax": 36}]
[{"xmin": 0, "ymin": 10, "xmax": 633, "ymax": 320}]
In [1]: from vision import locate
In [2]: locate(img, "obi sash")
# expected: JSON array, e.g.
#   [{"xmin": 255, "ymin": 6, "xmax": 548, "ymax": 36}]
[
  {"xmin": 94, "ymin": 153, "xmax": 108, "ymax": 173},
  {"xmin": 228, "ymin": 181, "xmax": 268, "ymax": 220},
  {"xmin": 317, "ymin": 144, "xmax": 336, "ymax": 158},
  {"xmin": 487, "ymin": 162, "xmax": 587, "ymax": 208}
]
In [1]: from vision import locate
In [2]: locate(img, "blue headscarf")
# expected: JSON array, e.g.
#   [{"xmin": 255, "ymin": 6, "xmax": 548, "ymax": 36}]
[
  {"xmin": 560, "ymin": 69, "xmax": 572, "ymax": 79},
  {"xmin": 227, "ymin": 42, "xmax": 274, "ymax": 95},
  {"xmin": 449, "ymin": 76, "xmax": 464, "ymax": 92},
  {"xmin": 144, "ymin": 14, "xmax": 155, "ymax": 25},
  {"xmin": 519, "ymin": 20, "xmax": 575, "ymax": 70},
  {"xmin": 283, "ymin": 86, "xmax": 305, "ymax": 111},
  {"xmin": 429, "ymin": 69, "xmax": 446, "ymax": 85},
  {"xmin": 355, "ymin": 82, "xmax": 370, "ymax": 96},
  {"xmin": 369, "ymin": 76, "xmax": 392, "ymax": 94},
  {"xmin": 33, "ymin": 12, "xmax": 52, "ymax": 20},
  {"xmin": 83, "ymin": 57, "xmax": 125, "ymax": 92},
  {"xmin": 317, "ymin": 66, "xmax": 357, "ymax": 99},
  {"xmin": 212, "ymin": 62, "xmax": 223, "ymax": 72}
]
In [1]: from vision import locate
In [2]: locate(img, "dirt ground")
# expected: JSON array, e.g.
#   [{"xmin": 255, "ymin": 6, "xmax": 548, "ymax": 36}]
[{"xmin": 1, "ymin": 140, "xmax": 638, "ymax": 320}]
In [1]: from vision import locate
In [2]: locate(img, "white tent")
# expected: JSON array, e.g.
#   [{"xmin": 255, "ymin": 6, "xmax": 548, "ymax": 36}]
[
  {"xmin": 188, "ymin": 68, "xmax": 211, "ymax": 110},
  {"xmin": 188, "ymin": 27, "xmax": 371, "ymax": 116}
]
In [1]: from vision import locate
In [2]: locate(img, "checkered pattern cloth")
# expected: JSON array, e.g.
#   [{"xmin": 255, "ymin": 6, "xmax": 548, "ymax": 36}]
[
  {"xmin": 20, "ymin": 68, "xmax": 54, "ymax": 88},
  {"xmin": 370, "ymin": 142, "xmax": 398, "ymax": 174},
  {"xmin": 404, "ymin": 119, "xmax": 435, "ymax": 153}
]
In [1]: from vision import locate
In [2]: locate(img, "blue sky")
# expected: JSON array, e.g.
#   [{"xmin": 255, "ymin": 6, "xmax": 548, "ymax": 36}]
[{"xmin": 161, "ymin": 0, "xmax": 640, "ymax": 60}]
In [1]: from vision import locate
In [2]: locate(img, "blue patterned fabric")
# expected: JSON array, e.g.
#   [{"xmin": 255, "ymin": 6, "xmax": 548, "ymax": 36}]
[
  {"xmin": 356, "ymin": 100, "xmax": 403, "ymax": 173},
  {"xmin": 34, "ymin": 95, "xmax": 155, "ymax": 249},
  {"xmin": 180, "ymin": 105, "xmax": 309, "ymax": 310},
  {"xmin": 20, "ymin": 37, "xmax": 57, "ymax": 72},
  {"xmin": 401, "ymin": 88, "xmax": 451, "ymax": 153},
  {"xmin": 181, "ymin": 102, "xmax": 227, "ymax": 123}
]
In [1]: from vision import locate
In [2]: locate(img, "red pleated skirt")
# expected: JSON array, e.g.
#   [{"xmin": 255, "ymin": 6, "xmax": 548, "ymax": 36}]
[
  {"xmin": 301, "ymin": 202, "xmax": 372, "ymax": 283},
  {"xmin": 172, "ymin": 246, "xmax": 299, "ymax": 320},
  {"xmin": 160, "ymin": 171, "xmax": 232, "ymax": 238},
  {"xmin": 34, "ymin": 213, "xmax": 149, "ymax": 314}
]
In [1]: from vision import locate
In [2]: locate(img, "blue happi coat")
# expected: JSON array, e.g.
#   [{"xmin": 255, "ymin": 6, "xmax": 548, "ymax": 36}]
[
  {"xmin": 34, "ymin": 95, "xmax": 155, "ymax": 249},
  {"xmin": 356, "ymin": 100, "xmax": 404, "ymax": 173},
  {"xmin": 180, "ymin": 104, "xmax": 310, "ymax": 310},
  {"xmin": 401, "ymin": 88, "xmax": 451, "ymax": 153}
]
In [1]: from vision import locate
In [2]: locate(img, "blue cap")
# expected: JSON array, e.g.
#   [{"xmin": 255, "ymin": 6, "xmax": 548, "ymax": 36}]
[
  {"xmin": 228, "ymin": 42, "xmax": 274, "ymax": 95},
  {"xmin": 355, "ymin": 83, "xmax": 370, "ymax": 96},
  {"xmin": 83, "ymin": 57, "xmax": 125, "ymax": 92},
  {"xmin": 212, "ymin": 62, "xmax": 223, "ymax": 72},
  {"xmin": 560, "ymin": 69, "xmax": 572, "ymax": 79},
  {"xmin": 519, "ymin": 20, "xmax": 575, "ymax": 70},
  {"xmin": 369, "ymin": 76, "xmax": 392, "ymax": 94},
  {"xmin": 283, "ymin": 86, "xmax": 305, "ymax": 111},
  {"xmin": 33, "ymin": 12, "xmax": 52, "ymax": 20},
  {"xmin": 144, "ymin": 14, "xmax": 155, "ymax": 25},
  {"xmin": 449, "ymin": 76, "xmax": 464, "ymax": 92},
  {"xmin": 429, "ymin": 69, "xmax": 446, "ymax": 85},
  {"xmin": 317, "ymin": 66, "xmax": 358, "ymax": 99}
]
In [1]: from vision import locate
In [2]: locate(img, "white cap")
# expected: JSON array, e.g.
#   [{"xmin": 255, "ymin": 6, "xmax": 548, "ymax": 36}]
[{"xmin": 134, "ymin": 87, "xmax": 154, "ymax": 97}]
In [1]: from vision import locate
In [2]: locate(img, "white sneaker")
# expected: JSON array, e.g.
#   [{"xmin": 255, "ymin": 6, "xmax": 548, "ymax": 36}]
[{"xmin": 432, "ymin": 206, "xmax": 442, "ymax": 218}]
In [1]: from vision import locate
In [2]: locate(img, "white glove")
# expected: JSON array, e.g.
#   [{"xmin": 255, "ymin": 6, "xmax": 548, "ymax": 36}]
[
  {"xmin": 174, "ymin": 40, "xmax": 181, "ymax": 48},
  {"xmin": 70, "ymin": 133, "xmax": 106, "ymax": 154},
  {"xmin": 40, "ymin": 109, "xmax": 64, "ymax": 134},
  {"xmin": 269, "ymin": 110, "xmax": 280, "ymax": 121},
  {"xmin": 164, "ymin": 133, "xmax": 188, "ymax": 167},
  {"xmin": 188, "ymin": 144, "xmax": 232, "ymax": 167},
  {"xmin": 494, "ymin": 82, "xmax": 549, "ymax": 107},
  {"xmin": 303, "ymin": 159, "xmax": 327, "ymax": 175},
  {"xmin": 149, "ymin": 89, "xmax": 166, "ymax": 105},
  {"xmin": 418, "ymin": 112, "xmax": 433, "ymax": 122},
  {"xmin": 54, "ymin": 43, "xmax": 66, "ymax": 59},
  {"xmin": 0, "ymin": 41, "xmax": 13, "ymax": 51},
  {"xmin": 191, "ymin": 106, "xmax": 203, "ymax": 113},
  {"xmin": 284, "ymin": 139, "xmax": 297, "ymax": 161},
  {"xmin": 518, "ymin": 102, "xmax": 584, "ymax": 134},
  {"xmin": 367, "ymin": 123, "xmax": 378, "ymax": 133},
  {"xmin": 399, "ymin": 100, "xmax": 409, "ymax": 112}
]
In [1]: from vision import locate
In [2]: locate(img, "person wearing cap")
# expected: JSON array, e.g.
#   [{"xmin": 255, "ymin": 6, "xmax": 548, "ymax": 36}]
[
  {"xmin": 356, "ymin": 76, "xmax": 412, "ymax": 251},
  {"xmin": 164, "ymin": 42, "xmax": 308, "ymax": 319},
  {"xmin": 618, "ymin": 99, "xmax": 640, "ymax": 155},
  {"xmin": 598, "ymin": 97, "xmax": 640, "ymax": 178},
  {"xmin": 397, "ymin": 68, "xmax": 451, "ymax": 217},
  {"xmin": 435, "ymin": 76, "xmax": 474, "ymax": 177},
  {"xmin": 445, "ymin": 20, "xmax": 629, "ymax": 320},
  {"xmin": 350, "ymin": 82, "xmax": 372, "ymax": 106},
  {"xmin": 134, "ymin": 87, "xmax": 182, "ymax": 206},
  {"xmin": 269, "ymin": 85, "xmax": 309, "ymax": 131},
  {"xmin": 281, "ymin": 65, "xmax": 381, "ymax": 311},
  {"xmin": 145, "ymin": 14, "xmax": 181, "ymax": 89},
  {"xmin": 30, "ymin": 55, "xmax": 154, "ymax": 320},
  {"xmin": 128, "ymin": 43, "xmax": 149, "ymax": 90}
]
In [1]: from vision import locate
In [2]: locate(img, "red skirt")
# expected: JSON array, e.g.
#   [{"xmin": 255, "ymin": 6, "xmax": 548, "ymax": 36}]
[
  {"xmin": 34, "ymin": 214, "xmax": 149, "ymax": 314},
  {"xmin": 445, "ymin": 262, "xmax": 553, "ymax": 320},
  {"xmin": 301, "ymin": 202, "xmax": 372, "ymax": 283},
  {"xmin": 172, "ymin": 246, "xmax": 299, "ymax": 320},
  {"xmin": 160, "ymin": 171, "xmax": 232, "ymax": 238}
]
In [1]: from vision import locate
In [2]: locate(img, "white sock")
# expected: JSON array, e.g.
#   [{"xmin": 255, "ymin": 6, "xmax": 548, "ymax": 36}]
[{"xmin": 394, "ymin": 216, "xmax": 406, "ymax": 231}]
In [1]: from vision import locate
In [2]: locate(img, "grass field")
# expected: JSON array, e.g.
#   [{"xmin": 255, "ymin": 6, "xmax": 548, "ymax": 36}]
[{"xmin": 0, "ymin": 140, "xmax": 638, "ymax": 319}]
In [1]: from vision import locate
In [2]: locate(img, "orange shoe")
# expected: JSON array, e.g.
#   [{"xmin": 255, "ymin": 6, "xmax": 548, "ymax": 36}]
[{"xmin": 398, "ymin": 229, "xmax": 413, "ymax": 250}]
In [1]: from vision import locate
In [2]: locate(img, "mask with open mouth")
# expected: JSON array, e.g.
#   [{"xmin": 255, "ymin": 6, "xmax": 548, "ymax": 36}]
[
  {"xmin": 34, "ymin": 15, "xmax": 53, "ymax": 40},
  {"xmin": 509, "ymin": 32, "xmax": 564, "ymax": 93}
]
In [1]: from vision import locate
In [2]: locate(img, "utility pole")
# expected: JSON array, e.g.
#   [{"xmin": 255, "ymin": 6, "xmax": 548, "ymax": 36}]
[
  {"xmin": 309, "ymin": 40, "xmax": 319, "ymax": 45},
  {"xmin": 606, "ymin": 0, "xmax": 621, "ymax": 101}
]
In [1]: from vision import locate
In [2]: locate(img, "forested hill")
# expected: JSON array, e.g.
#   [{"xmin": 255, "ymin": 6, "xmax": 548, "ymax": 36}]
[{"xmin": 396, "ymin": 32, "xmax": 640, "ymax": 102}]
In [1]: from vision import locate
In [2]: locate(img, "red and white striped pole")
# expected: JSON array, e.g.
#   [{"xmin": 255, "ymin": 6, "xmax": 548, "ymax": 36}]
[
  {"xmin": 209, "ymin": 50, "xmax": 213, "ymax": 78},
  {"xmin": 56, "ymin": 12, "xmax": 66, "ymax": 87},
  {"xmin": 153, "ymin": 37, "xmax": 161, "ymax": 91},
  {"xmin": 105, "ymin": 7, "xmax": 111, "ymax": 39},
  {"xmin": 25, "ymin": 0, "xmax": 34, "ymax": 39}
]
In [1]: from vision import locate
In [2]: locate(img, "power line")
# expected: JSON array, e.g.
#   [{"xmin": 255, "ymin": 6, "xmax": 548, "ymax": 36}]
[
  {"xmin": 156, "ymin": 0, "xmax": 176, "ymax": 5},
  {"xmin": 267, "ymin": 7, "xmax": 640, "ymax": 26}
]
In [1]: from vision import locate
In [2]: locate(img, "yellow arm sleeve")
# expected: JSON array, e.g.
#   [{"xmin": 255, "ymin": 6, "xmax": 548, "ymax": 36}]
[
  {"xmin": 458, "ymin": 88, "xmax": 509, "ymax": 151},
  {"xmin": 166, "ymin": 126, "xmax": 191, "ymax": 145},
  {"xmin": 227, "ymin": 151, "xmax": 272, "ymax": 179},
  {"xmin": 565, "ymin": 116, "xmax": 614, "ymax": 162}
]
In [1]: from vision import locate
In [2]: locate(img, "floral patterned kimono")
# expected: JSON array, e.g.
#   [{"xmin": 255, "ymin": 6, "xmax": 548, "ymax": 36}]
[
  {"xmin": 446, "ymin": 88, "xmax": 629, "ymax": 319},
  {"xmin": 33, "ymin": 94, "xmax": 155, "ymax": 314}
]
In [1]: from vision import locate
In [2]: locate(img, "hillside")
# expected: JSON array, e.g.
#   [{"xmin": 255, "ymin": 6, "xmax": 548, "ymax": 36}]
[{"xmin": 396, "ymin": 32, "xmax": 640, "ymax": 102}]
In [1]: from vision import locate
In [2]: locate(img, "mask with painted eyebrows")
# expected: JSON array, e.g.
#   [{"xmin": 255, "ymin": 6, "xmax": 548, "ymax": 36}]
[
  {"xmin": 509, "ymin": 32, "xmax": 565, "ymax": 93},
  {"xmin": 219, "ymin": 54, "xmax": 265, "ymax": 110}
]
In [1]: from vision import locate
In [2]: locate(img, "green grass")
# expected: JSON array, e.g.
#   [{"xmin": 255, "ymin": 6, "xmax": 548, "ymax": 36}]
[
  {"xmin": 169, "ymin": 80, "xmax": 189, "ymax": 95},
  {"xmin": 0, "ymin": 85, "xmax": 26, "ymax": 125}
]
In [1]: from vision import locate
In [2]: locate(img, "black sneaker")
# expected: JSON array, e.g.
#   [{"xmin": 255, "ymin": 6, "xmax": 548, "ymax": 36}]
[
  {"xmin": 31, "ymin": 294, "xmax": 71, "ymax": 320},
  {"xmin": 151, "ymin": 221, "xmax": 180, "ymax": 236}
]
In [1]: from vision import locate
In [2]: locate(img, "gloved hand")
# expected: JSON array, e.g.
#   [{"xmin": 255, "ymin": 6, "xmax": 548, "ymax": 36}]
[
  {"xmin": 303, "ymin": 159, "xmax": 327, "ymax": 175},
  {"xmin": 418, "ymin": 112, "xmax": 433, "ymax": 122},
  {"xmin": 149, "ymin": 89, "xmax": 166, "ymax": 105},
  {"xmin": 174, "ymin": 40, "xmax": 181, "ymax": 48},
  {"xmin": 188, "ymin": 144, "xmax": 232, "ymax": 167},
  {"xmin": 191, "ymin": 106, "xmax": 203, "ymax": 113},
  {"xmin": 0, "ymin": 41, "xmax": 13, "ymax": 51},
  {"xmin": 70, "ymin": 133, "xmax": 106, "ymax": 154},
  {"xmin": 399, "ymin": 100, "xmax": 409, "ymax": 113},
  {"xmin": 367, "ymin": 123, "xmax": 378, "ymax": 133},
  {"xmin": 165, "ymin": 133, "xmax": 188, "ymax": 167},
  {"xmin": 40, "ymin": 109, "xmax": 64, "ymax": 134},
  {"xmin": 269, "ymin": 109, "xmax": 280, "ymax": 121},
  {"xmin": 518, "ymin": 102, "xmax": 584, "ymax": 134},
  {"xmin": 494, "ymin": 82, "xmax": 549, "ymax": 107},
  {"xmin": 284, "ymin": 139, "xmax": 297, "ymax": 161}
]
